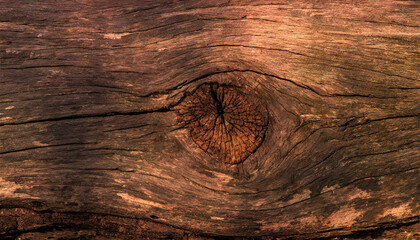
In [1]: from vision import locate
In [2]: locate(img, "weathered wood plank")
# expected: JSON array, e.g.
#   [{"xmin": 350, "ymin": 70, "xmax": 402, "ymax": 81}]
[{"xmin": 1, "ymin": 0, "xmax": 419, "ymax": 238}]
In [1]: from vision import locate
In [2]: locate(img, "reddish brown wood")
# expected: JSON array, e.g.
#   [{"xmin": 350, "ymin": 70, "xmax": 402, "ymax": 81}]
[
  {"xmin": 174, "ymin": 83, "xmax": 268, "ymax": 164},
  {"xmin": 0, "ymin": 0, "xmax": 419, "ymax": 239}
]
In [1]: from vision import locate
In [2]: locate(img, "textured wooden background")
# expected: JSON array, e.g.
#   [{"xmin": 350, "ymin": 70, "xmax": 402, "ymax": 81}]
[{"xmin": 1, "ymin": 0, "xmax": 419, "ymax": 239}]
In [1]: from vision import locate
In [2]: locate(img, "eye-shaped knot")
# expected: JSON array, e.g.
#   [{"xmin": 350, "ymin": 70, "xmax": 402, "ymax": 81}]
[{"xmin": 175, "ymin": 83, "xmax": 268, "ymax": 164}]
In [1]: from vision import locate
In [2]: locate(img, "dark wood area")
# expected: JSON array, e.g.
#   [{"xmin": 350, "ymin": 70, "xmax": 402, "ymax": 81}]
[{"xmin": 0, "ymin": 0, "xmax": 419, "ymax": 239}]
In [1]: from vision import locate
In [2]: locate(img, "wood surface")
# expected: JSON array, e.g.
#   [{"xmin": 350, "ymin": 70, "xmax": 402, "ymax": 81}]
[{"xmin": 0, "ymin": 0, "xmax": 419, "ymax": 239}]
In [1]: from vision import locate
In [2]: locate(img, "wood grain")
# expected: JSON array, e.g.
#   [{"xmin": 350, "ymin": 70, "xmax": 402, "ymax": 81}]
[{"xmin": 0, "ymin": 0, "xmax": 419, "ymax": 239}]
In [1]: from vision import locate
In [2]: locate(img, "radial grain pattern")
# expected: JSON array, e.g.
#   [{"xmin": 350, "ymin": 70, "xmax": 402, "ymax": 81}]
[{"xmin": 175, "ymin": 83, "xmax": 269, "ymax": 164}]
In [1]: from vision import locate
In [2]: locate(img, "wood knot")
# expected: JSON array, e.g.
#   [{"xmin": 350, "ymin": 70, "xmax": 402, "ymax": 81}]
[{"xmin": 175, "ymin": 83, "xmax": 268, "ymax": 164}]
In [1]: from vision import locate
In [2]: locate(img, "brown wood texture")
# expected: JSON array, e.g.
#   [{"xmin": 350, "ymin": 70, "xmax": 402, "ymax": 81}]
[{"xmin": 1, "ymin": 0, "xmax": 419, "ymax": 239}]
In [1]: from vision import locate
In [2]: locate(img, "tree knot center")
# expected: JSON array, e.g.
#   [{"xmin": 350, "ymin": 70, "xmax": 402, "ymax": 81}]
[{"xmin": 175, "ymin": 83, "xmax": 268, "ymax": 164}]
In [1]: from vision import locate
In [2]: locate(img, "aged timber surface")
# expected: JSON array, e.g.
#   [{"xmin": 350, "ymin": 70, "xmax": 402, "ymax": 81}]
[{"xmin": 0, "ymin": 0, "xmax": 419, "ymax": 239}]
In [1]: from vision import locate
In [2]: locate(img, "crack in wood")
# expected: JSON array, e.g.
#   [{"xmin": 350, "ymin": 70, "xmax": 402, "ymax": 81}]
[{"xmin": 0, "ymin": 109, "xmax": 171, "ymax": 127}]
